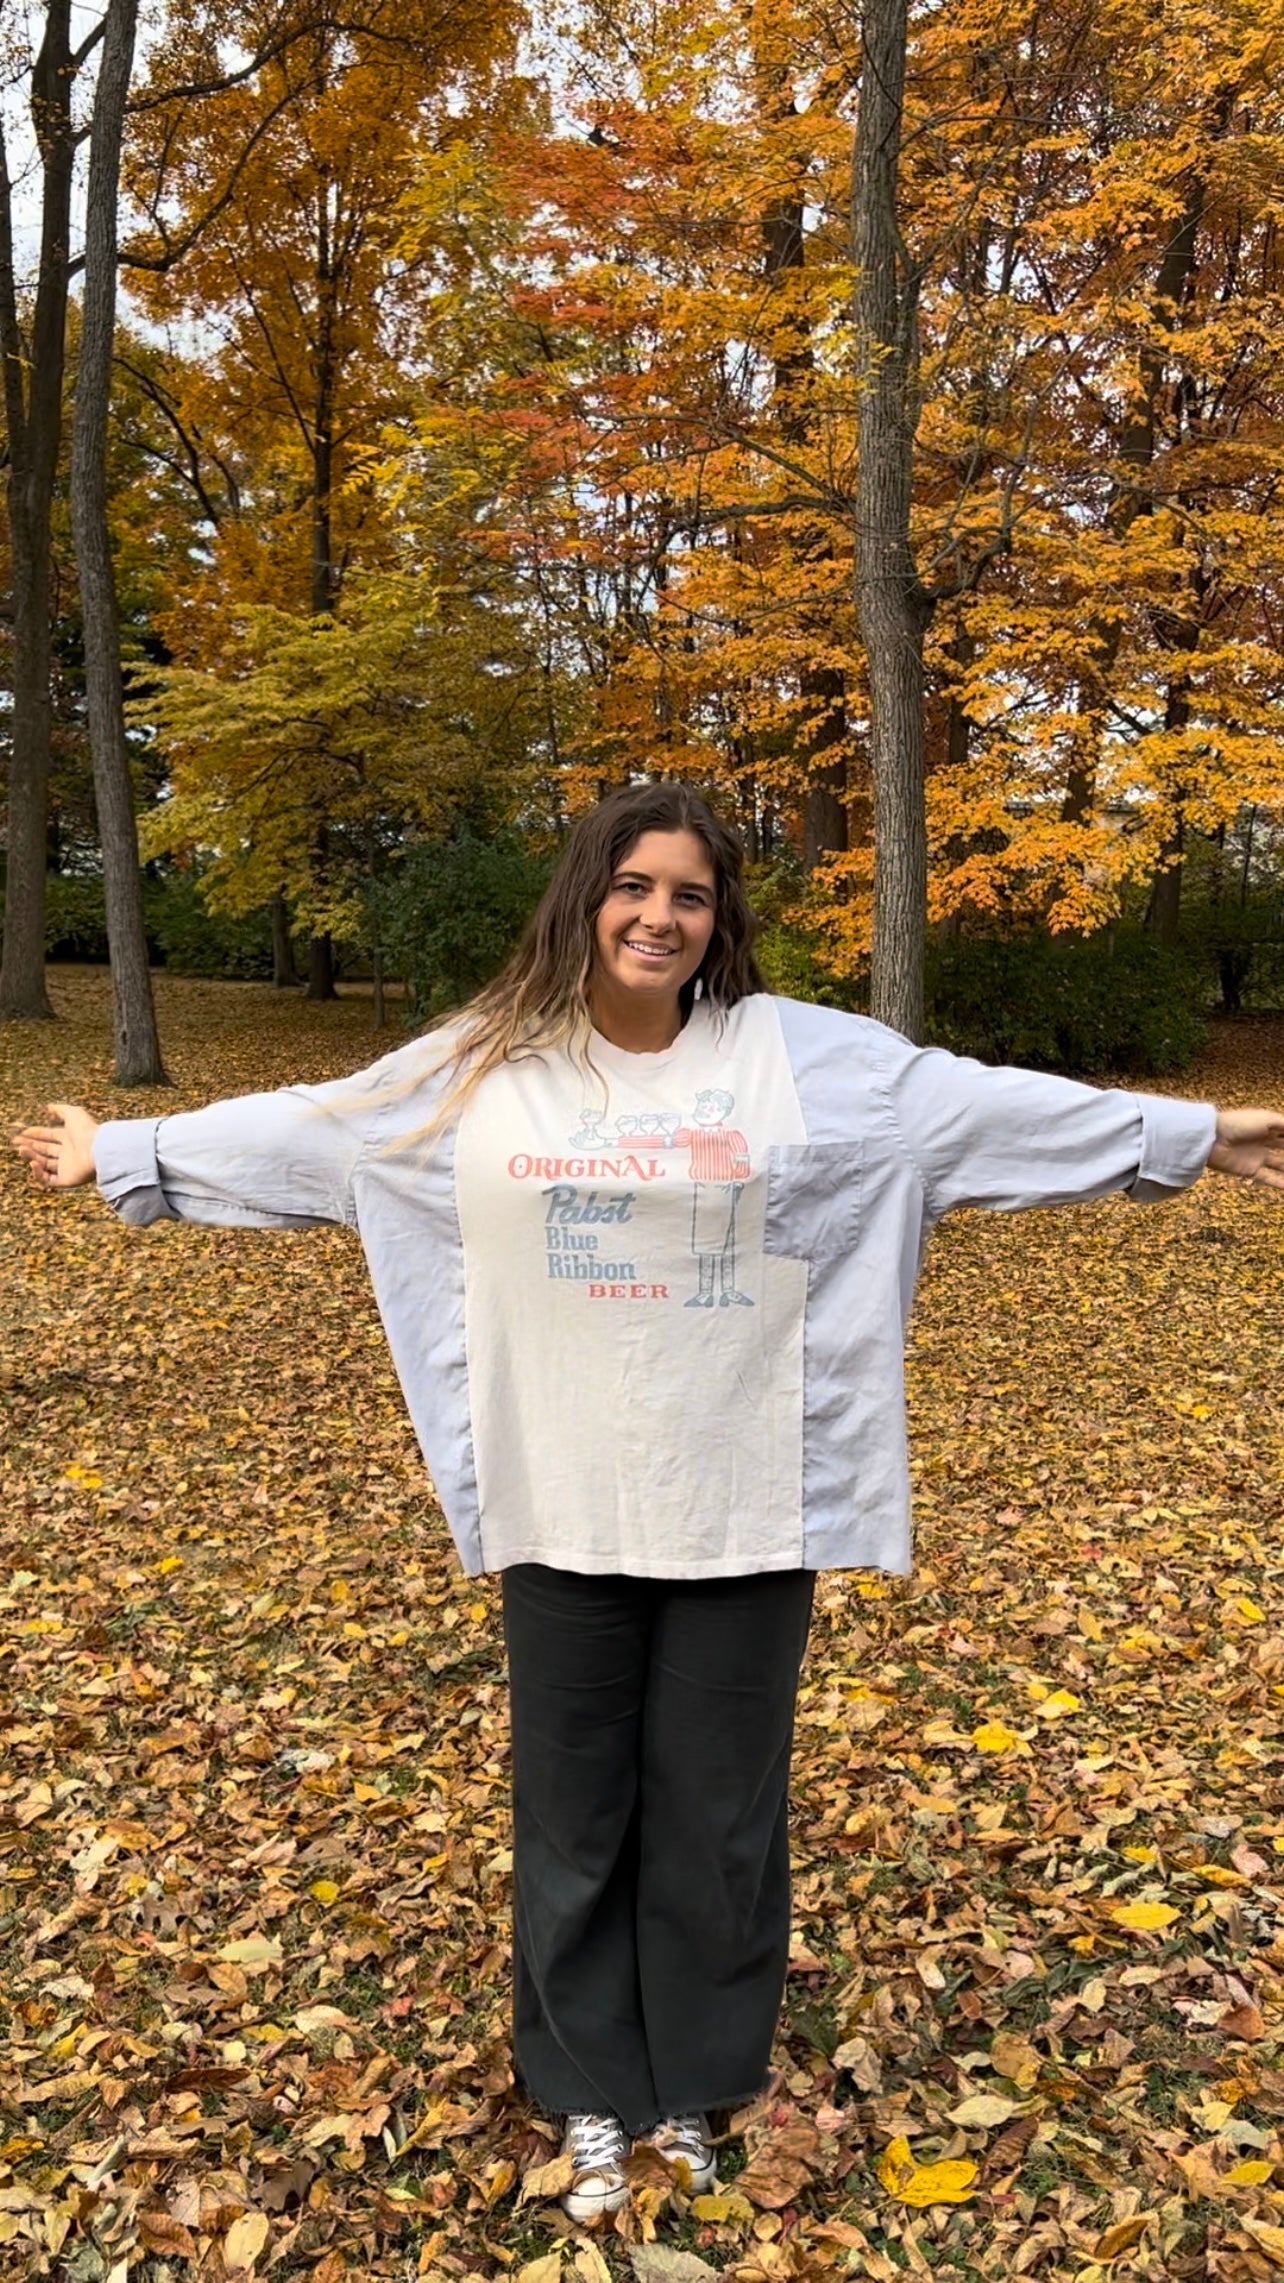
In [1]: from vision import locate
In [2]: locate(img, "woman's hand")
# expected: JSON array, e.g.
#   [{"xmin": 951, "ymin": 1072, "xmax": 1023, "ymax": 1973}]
[
  {"xmin": 13, "ymin": 1103, "xmax": 100, "ymax": 1189},
  {"xmin": 1208, "ymin": 1108, "xmax": 1284, "ymax": 1192}
]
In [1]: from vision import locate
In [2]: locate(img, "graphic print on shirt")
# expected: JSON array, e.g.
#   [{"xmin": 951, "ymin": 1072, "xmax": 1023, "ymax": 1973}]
[
  {"xmin": 532, "ymin": 1089, "xmax": 756, "ymax": 1307},
  {"xmin": 672, "ymin": 1090, "xmax": 754, "ymax": 1309}
]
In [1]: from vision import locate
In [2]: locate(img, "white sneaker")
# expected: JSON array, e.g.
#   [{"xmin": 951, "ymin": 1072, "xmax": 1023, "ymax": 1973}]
[
  {"xmin": 638, "ymin": 2113, "xmax": 716, "ymax": 2193},
  {"xmin": 560, "ymin": 2112, "xmax": 630, "ymax": 2222}
]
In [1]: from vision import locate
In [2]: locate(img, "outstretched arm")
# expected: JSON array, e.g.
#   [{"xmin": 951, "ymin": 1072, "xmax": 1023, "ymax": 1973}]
[
  {"xmin": 879, "ymin": 1036, "xmax": 1281, "ymax": 1216},
  {"xmin": 12, "ymin": 1048, "xmax": 430, "ymax": 1229}
]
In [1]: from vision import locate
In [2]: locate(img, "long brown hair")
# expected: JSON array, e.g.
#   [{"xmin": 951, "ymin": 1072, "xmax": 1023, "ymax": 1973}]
[{"xmin": 413, "ymin": 782, "xmax": 765, "ymax": 1131}]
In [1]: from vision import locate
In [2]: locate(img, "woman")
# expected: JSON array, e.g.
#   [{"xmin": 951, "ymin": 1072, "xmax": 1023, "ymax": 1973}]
[{"xmin": 15, "ymin": 783, "xmax": 1284, "ymax": 2225}]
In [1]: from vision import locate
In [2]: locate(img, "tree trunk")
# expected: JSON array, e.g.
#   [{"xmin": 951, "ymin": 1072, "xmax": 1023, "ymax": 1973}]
[
  {"xmin": 301, "ymin": 177, "xmax": 339, "ymax": 993},
  {"xmin": 270, "ymin": 891, "xmax": 297, "ymax": 984},
  {"xmin": 311, "ymin": 175, "xmax": 337, "ymax": 618},
  {"xmin": 851, "ymin": 0, "xmax": 931, "ymax": 1041},
  {"xmin": 307, "ymin": 931, "xmax": 337, "ymax": 999},
  {"xmin": 70, "ymin": 0, "xmax": 167, "ymax": 1085},
  {"xmin": 1146, "ymin": 665, "xmax": 1191, "ymax": 948},
  {"xmin": 758, "ymin": 103, "xmax": 849, "ymax": 867},
  {"xmin": 0, "ymin": 1, "xmax": 75, "ymax": 1021},
  {"xmin": 1218, "ymin": 949, "xmax": 1250, "ymax": 1014},
  {"xmin": 801, "ymin": 670, "xmax": 849, "ymax": 867},
  {"xmin": 1148, "ymin": 827, "xmax": 1184, "ymax": 946},
  {"xmin": 2, "ymin": 549, "xmax": 57, "ymax": 1017}
]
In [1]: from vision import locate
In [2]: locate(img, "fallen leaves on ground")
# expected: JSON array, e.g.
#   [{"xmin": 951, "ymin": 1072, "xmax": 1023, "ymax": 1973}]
[{"xmin": 2, "ymin": 972, "xmax": 1283, "ymax": 2280}]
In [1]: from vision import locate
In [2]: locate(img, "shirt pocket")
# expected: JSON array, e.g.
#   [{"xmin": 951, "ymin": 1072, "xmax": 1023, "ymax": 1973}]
[{"xmin": 762, "ymin": 1141, "xmax": 863, "ymax": 1263}]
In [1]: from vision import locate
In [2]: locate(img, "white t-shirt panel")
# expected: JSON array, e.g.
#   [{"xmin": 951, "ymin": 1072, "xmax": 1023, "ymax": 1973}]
[{"xmin": 452, "ymin": 995, "xmax": 810, "ymax": 1575}]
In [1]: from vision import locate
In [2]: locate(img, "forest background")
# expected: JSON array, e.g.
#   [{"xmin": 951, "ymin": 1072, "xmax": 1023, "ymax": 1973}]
[{"xmin": 5, "ymin": 0, "xmax": 1284, "ymax": 1069}]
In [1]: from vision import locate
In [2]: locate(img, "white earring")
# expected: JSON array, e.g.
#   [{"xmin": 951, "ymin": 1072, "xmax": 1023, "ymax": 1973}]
[{"xmin": 694, "ymin": 977, "xmax": 704, "ymax": 1001}]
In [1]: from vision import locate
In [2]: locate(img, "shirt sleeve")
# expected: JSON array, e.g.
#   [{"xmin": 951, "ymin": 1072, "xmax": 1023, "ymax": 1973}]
[
  {"xmin": 876, "ymin": 1036, "xmax": 1217, "ymax": 1217},
  {"xmin": 92, "ymin": 1051, "xmax": 417, "ymax": 1230}
]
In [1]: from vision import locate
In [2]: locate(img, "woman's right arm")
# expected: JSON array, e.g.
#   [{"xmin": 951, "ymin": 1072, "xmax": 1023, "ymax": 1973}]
[{"xmin": 13, "ymin": 1057, "xmax": 416, "ymax": 1229}]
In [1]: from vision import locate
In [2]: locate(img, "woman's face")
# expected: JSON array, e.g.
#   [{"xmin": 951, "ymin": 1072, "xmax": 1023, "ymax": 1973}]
[{"xmin": 592, "ymin": 829, "xmax": 718, "ymax": 1009}]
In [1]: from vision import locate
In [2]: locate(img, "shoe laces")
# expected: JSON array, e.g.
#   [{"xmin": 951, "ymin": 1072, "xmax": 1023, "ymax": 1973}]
[
  {"xmin": 565, "ymin": 2113, "xmax": 628, "ymax": 2177},
  {"xmin": 651, "ymin": 2113, "xmax": 710, "ymax": 2163}
]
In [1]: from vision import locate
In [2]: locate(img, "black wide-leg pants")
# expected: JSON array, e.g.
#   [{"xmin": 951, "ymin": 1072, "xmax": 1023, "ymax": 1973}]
[{"xmin": 501, "ymin": 1563, "xmax": 815, "ymax": 2136}]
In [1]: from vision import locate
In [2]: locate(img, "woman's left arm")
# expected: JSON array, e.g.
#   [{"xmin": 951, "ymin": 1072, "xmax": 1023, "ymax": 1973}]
[{"xmin": 879, "ymin": 1038, "xmax": 1282, "ymax": 1216}]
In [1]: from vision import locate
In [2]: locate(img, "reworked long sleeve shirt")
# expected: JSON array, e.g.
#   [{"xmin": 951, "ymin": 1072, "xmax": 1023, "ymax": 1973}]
[{"xmin": 92, "ymin": 993, "xmax": 1216, "ymax": 1579}]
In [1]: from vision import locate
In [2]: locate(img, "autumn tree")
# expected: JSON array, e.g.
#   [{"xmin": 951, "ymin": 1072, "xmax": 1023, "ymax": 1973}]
[
  {"xmin": 124, "ymin": 0, "xmax": 523, "ymax": 993},
  {"xmin": 911, "ymin": 0, "xmax": 1284, "ymax": 954}
]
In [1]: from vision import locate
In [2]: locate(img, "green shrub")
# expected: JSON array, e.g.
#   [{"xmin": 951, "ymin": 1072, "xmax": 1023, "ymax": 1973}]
[
  {"xmin": 1179, "ymin": 891, "xmax": 1284, "ymax": 1014},
  {"xmin": 753, "ymin": 921, "xmax": 861, "ymax": 1010},
  {"xmin": 368, "ymin": 830, "xmax": 556, "ymax": 1019},
  {"xmin": 44, "ymin": 874, "xmax": 110, "ymax": 960},
  {"xmin": 926, "ymin": 929, "xmax": 1208, "ymax": 1074},
  {"xmin": 27, "ymin": 867, "xmax": 274, "ymax": 975},
  {"xmin": 143, "ymin": 872, "xmax": 274, "ymax": 979},
  {"xmin": 746, "ymin": 859, "xmax": 865, "ymax": 1012}
]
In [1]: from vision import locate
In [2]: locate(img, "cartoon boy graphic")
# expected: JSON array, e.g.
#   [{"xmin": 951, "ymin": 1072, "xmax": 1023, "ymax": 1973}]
[{"xmin": 672, "ymin": 1090, "xmax": 754, "ymax": 1308}]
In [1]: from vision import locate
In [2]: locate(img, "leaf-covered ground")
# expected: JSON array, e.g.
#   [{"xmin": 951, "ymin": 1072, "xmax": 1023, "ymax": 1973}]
[{"xmin": 2, "ymin": 970, "xmax": 1283, "ymax": 2283}]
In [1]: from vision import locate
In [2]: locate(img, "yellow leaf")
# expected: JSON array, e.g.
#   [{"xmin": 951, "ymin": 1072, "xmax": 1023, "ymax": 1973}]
[
  {"xmin": 223, "ymin": 2211, "xmax": 270, "ymax": 2271},
  {"xmin": 310, "ymin": 1879, "xmax": 340, "ymax": 1905},
  {"xmin": 692, "ymin": 2191, "xmax": 754, "ymax": 2222},
  {"xmin": 878, "ymin": 2136, "xmax": 976, "ymax": 2207},
  {"xmin": 1121, "ymin": 1845, "xmax": 1157, "ymax": 1864},
  {"xmin": 972, "ymin": 1720, "xmax": 1020, "ymax": 1754},
  {"xmin": 922, "ymin": 1719, "xmax": 969, "ymax": 1747},
  {"xmin": 1035, "ymin": 1689, "xmax": 1081, "ymax": 1720},
  {"xmin": 514, "ymin": 2254, "xmax": 564, "ymax": 2283},
  {"xmin": 1233, "ymin": 1598, "xmax": 1265, "ymax": 1624},
  {"xmin": 1245, "ymin": 2220, "xmax": 1284, "ymax": 2266},
  {"xmin": 1110, "ymin": 1901, "xmax": 1179, "ymax": 1933},
  {"xmin": 156, "ymin": 1555, "xmax": 183, "ymax": 1575},
  {"xmin": 1227, "ymin": 2160, "xmax": 1274, "ymax": 2185},
  {"xmin": 467, "ymin": 1600, "xmax": 487, "ymax": 1622},
  {"xmin": 1191, "ymin": 1864, "xmax": 1246, "ymax": 1887},
  {"xmin": 1093, "ymin": 2212, "xmax": 1155, "ymax": 2261}
]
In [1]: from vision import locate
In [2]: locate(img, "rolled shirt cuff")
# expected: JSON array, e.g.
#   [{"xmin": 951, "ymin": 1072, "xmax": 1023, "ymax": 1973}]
[
  {"xmin": 1128, "ymin": 1095, "xmax": 1217, "ymax": 1203},
  {"xmin": 94, "ymin": 1119, "xmax": 174, "ymax": 1224}
]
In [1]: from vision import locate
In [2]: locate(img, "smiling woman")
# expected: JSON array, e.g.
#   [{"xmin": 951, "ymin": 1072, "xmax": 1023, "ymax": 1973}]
[
  {"xmin": 12, "ymin": 780, "xmax": 1284, "ymax": 2230},
  {"xmin": 590, "ymin": 829, "xmax": 717, "ymax": 1050}
]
